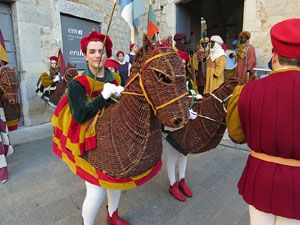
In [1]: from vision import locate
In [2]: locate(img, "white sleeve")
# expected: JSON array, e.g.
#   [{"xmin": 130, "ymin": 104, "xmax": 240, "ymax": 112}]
[{"xmin": 124, "ymin": 54, "xmax": 130, "ymax": 63}]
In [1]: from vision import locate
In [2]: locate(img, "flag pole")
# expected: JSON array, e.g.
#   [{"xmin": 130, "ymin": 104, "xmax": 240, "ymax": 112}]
[
  {"xmin": 149, "ymin": 0, "xmax": 161, "ymax": 44},
  {"xmin": 90, "ymin": 0, "xmax": 119, "ymax": 98}
]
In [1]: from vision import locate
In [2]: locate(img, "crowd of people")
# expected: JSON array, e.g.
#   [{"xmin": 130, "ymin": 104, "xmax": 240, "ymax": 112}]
[{"xmin": 3, "ymin": 18, "xmax": 300, "ymax": 225}]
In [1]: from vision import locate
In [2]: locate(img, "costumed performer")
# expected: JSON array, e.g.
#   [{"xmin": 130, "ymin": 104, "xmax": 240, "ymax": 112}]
[
  {"xmin": 235, "ymin": 31, "xmax": 256, "ymax": 78},
  {"xmin": 124, "ymin": 44, "xmax": 138, "ymax": 65},
  {"xmin": 52, "ymin": 30, "xmax": 132, "ymax": 225},
  {"xmin": 164, "ymin": 50, "xmax": 200, "ymax": 201},
  {"xmin": 36, "ymin": 56, "xmax": 62, "ymax": 102},
  {"xmin": 226, "ymin": 18, "xmax": 300, "ymax": 225},
  {"xmin": 116, "ymin": 51, "xmax": 131, "ymax": 86},
  {"xmin": 104, "ymin": 58, "xmax": 122, "ymax": 86},
  {"xmin": 203, "ymin": 35, "xmax": 226, "ymax": 94}
]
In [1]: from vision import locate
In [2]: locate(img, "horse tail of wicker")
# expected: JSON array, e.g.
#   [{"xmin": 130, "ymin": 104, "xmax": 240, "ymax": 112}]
[{"xmin": 166, "ymin": 77, "xmax": 244, "ymax": 155}]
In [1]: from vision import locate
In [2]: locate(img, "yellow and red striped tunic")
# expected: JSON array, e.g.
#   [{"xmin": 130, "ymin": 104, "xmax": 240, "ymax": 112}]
[{"xmin": 52, "ymin": 72, "xmax": 162, "ymax": 189}]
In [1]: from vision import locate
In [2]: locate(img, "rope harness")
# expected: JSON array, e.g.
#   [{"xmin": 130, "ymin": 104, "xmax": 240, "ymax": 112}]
[
  {"xmin": 190, "ymin": 93, "xmax": 233, "ymax": 126},
  {"xmin": 121, "ymin": 46, "xmax": 188, "ymax": 116}
]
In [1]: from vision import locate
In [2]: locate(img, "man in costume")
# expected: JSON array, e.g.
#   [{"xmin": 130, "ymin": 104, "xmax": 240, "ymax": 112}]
[
  {"xmin": 226, "ymin": 18, "xmax": 300, "ymax": 225},
  {"xmin": 52, "ymin": 31, "xmax": 131, "ymax": 225},
  {"xmin": 116, "ymin": 51, "xmax": 131, "ymax": 86},
  {"xmin": 124, "ymin": 44, "xmax": 138, "ymax": 65},
  {"xmin": 36, "ymin": 56, "xmax": 62, "ymax": 101},
  {"xmin": 195, "ymin": 37, "xmax": 210, "ymax": 95},
  {"xmin": 203, "ymin": 35, "xmax": 226, "ymax": 94},
  {"xmin": 236, "ymin": 31, "xmax": 256, "ymax": 78},
  {"xmin": 165, "ymin": 50, "xmax": 200, "ymax": 202},
  {"xmin": 173, "ymin": 32, "xmax": 199, "ymax": 93},
  {"xmin": 104, "ymin": 58, "xmax": 122, "ymax": 86}
]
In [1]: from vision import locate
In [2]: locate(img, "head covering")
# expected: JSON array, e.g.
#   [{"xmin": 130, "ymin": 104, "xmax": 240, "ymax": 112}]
[
  {"xmin": 174, "ymin": 32, "xmax": 186, "ymax": 42},
  {"xmin": 177, "ymin": 50, "xmax": 190, "ymax": 63},
  {"xmin": 232, "ymin": 40, "xmax": 239, "ymax": 46},
  {"xmin": 271, "ymin": 18, "xmax": 300, "ymax": 58},
  {"xmin": 116, "ymin": 51, "xmax": 124, "ymax": 57},
  {"xmin": 50, "ymin": 56, "xmax": 58, "ymax": 61},
  {"xmin": 80, "ymin": 31, "xmax": 113, "ymax": 58},
  {"xmin": 239, "ymin": 31, "xmax": 251, "ymax": 39},
  {"xmin": 156, "ymin": 40, "xmax": 167, "ymax": 45},
  {"xmin": 209, "ymin": 36, "xmax": 226, "ymax": 62},
  {"xmin": 210, "ymin": 35, "xmax": 224, "ymax": 45},
  {"xmin": 105, "ymin": 59, "xmax": 120, "ymax": 70},
  {"xmin": 130, "ymin": 44, "xmax": 136, "ymax": 51}
]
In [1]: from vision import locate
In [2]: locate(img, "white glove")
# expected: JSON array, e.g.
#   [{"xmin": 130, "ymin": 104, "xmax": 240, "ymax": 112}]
[
  {"xmin": 189, "ymin": 109, "xmax": 198, "ymax": 120},
  {"xmin": 113, "ymin": 85, "xmax": 124, "ymax": 97},
  {"xmin": 195, "ymin": 94, "xmax": 203, "ymax": 100},
  {"xmin": 102, "ymin": 83, "xmax": 117, "ymax": 100},
  {"xmin": 53, "ymin": 76, "xmax": 60, "ymax": 82}
]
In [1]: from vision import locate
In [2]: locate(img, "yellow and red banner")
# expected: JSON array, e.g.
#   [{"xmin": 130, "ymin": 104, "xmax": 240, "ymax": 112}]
[
  {"xmin": 0, "ymin": 29, "xmax": 8, "ymax": 67},
  {"xmin": 57, "ymin": 48, "xmax": 66, "ymax": 75}
]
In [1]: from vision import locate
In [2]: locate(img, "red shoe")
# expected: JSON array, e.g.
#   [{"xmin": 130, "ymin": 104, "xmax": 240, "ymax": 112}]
[
  {"xmin": 179, "ymin": 178, "xmax": 193, "ymax": 197},
  {"xmin": 169, "ymin": 182, "xmax": 186, "ymax": 201},
  {"xmin": 106, "ymin": 206, "xmax": 130, "ymax": 225}
]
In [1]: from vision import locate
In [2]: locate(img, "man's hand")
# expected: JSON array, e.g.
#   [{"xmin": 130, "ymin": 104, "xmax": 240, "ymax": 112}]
[
  {"xmin": 102, "ymin": 83, "xmax": 117, "ymax": 100},
  {"xmin": 189, "ymin": 109, "xmax": 198, "ymax": 120},
  {"xmin": 113, "ymin": 86, "xmax": 124, "ymax": 97},
  {"xmin": 53, "ymin": 76, "xmax": 60, "ymax": 82}
]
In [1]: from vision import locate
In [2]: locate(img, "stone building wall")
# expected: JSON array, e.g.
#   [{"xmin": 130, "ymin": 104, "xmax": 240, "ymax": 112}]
[
  {"xmin": 243, "ymin": 0, "xmax": 300, "ymax": 67},
  {"xmin": 4, "ymin": 0, "xmax": 300, "ymax": 126},
  {"xmin": 9, "ymin": 0, "xmax": 131, "ymax": 126}
]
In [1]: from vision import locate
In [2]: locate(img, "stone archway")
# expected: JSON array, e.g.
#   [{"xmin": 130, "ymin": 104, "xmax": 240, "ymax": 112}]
[{"xmin": 176, "ymin": 0, "xmax": 244, "ymax": 50}]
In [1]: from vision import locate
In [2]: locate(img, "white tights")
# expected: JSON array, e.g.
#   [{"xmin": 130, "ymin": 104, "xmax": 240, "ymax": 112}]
[
  {"xmin": 82, "ymin": 181, "xmax": 121, "ymax": 225},
  {"xmin": 249, "ymin": 205, "xmax": 300, "ymax": 225},
  {"xmin": 166, "ymin": 146, "xmax": 187, "ymax": 186}
]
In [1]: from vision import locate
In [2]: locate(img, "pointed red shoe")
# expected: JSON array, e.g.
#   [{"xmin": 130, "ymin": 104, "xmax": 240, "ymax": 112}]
[
  {"xmin": 106, "ymin": 206, "xmax": 130, "ymax": 225},
  {"xmin": 179, "ymin": 178, "xmax": 193, "ymax": 197},
  {"xmin": 169, "ymin": 181, "xmax": 186, "ymax": 201}
]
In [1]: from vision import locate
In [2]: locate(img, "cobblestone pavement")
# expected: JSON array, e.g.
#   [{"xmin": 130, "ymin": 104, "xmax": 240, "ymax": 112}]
[{"xmin": 1, "ymin": 123, "xmax": 250, "ymax": 225}]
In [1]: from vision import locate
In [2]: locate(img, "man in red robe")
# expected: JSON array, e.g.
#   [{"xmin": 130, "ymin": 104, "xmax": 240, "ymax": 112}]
[{"xmin": 227, "ymin": 19, "xmax": 300, "ymax": 224}]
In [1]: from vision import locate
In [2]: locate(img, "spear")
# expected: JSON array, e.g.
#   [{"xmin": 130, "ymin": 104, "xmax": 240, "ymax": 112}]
[
  {"xmin": 90, "ymin": 0, "xmax": 119, "ymax": 98},
  {"xmin": 201, "ymin": 17, "xmax": 207, "ymax": 79}
]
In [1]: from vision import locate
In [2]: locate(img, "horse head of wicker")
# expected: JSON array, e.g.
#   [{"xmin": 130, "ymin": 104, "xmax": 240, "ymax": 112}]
[
  {"xmin": 124, "ymin": 33, "xmax": 189, "ymax": 128},
  {"xmin": 0, "ymin": 67, "xmax": 20, "ymax": 104},
  {"xmin": 86, "ymin": 34, "xmax": 189, "ymax": 179},
  {"xmin": 167, "ymin": 77, "xmax": 244, "ymax": 155},
  {"xmin": 48, "ymin": 63, "xmax": 78, "ymax": 106},
  {"xmin": 63, "ymin": 62, "xmax": 78, "ymax": 83}
]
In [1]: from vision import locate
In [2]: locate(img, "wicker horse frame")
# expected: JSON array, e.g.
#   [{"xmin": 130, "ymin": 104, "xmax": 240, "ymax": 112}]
[
  {"xmin": 84, "ymin": 34, "xmax": 190, "ymax": 178},
  {"xmin": 48, "ymin": 63, "xmax": 78, "ymax": 106},
  {"xmin": 0, "ymin": 67, "xmax": 22, "ymax": 123},
  {"xmin": 167, "ymin": 78, "xmax": 244, "ymax": 155}
]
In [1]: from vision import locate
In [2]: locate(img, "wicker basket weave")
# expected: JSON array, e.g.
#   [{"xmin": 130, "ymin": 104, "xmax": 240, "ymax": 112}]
[
  {"xmin": 83, "ymin": 34, "xmax": 189, "ymax": 178},
  {"xmin": 167, "ymin": 77, "xmax": 243, "ymax": 154},
  {"xmin": 48, "ymin": 63, "xmax": 78, "ymax": 105}
]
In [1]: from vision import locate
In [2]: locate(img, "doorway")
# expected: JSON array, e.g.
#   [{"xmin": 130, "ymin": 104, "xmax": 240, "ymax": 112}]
[{"xmin": 176, "ymin": 0, "xmax": 244, "ymax": 50}]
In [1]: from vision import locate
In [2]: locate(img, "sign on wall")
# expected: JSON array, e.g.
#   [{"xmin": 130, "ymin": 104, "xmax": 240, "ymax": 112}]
[{"xmin": 60, "ymin": 14, "xmax": 101, "ymax": 70}]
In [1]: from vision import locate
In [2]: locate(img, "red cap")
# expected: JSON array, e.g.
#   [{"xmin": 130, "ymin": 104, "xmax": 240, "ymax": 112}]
[
  {"xmin": 130, "ymin": 44, "xmax": 136, "ymax": 51},
  {"xmin": 271, "ymin": 18, "xmax": 300, "ymax": 58},
  {"xmin": 177, "ymin": 50, "xmax": 190, "ymax": 63},
  {"xmin": 156, "ymin": 40, "xmax": 167, "ymax": 45},
  {"xmin": 50, "ymin": 56, "xmax": 58, "ymax": 61},
  {"xmin": 81, "ymin": 31, "xmax": 113, "ymax": 58},
  {"xmin": 105, "ymin": 59, "xmax": 120, "ymax": 69},
  {"xmin": 116, "ymin": 51, "xmax": 124, "ymax": 57}
]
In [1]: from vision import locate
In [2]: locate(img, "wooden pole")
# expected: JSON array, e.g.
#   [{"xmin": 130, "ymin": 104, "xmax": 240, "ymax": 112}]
[{"xmin": 90, "ymin": 0, "xmax": 119, "ymax": 97}]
